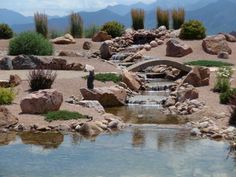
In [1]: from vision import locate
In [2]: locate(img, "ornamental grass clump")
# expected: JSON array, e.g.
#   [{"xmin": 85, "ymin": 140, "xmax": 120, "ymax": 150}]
[
  {"xmin": 34, "ymin": 12, "xmax": 48, "ymax": 38},
  {"xmin": 156, "ymin": 8, "xmax": 169, "ymax": 29},
  {"xmin": 0, "ymin": 87, "xmax": 15, "ymax": 105},
  {"xmin": 172, "ymin": 8, "xmax": 185, "ymax": 29},
  {"xmin": 28, "ymin": 69, "xmax": 57, "ymax": 91},
  {"xmin": 70, "ymin": 12, "xmax": 83, "ymax": 38},
  {"xmin": 131, "ymin": 9, "xmax": 145, "ymax": 30},
  {"xmin": 214, "ymin": 66, "xmax": 233, "ymax": 93}
]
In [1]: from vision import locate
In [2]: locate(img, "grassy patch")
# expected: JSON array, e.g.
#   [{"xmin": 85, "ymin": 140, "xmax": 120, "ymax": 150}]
[
  {"xmin": 83, "ymin": 73, "xmax": 122, "ymax": 83},
  {"xmin": 0, "ymin": 87, "xmax": 15, "ymax": 105},
  {"xmin": 44, "ymin": 110, "xmax": 86, "ymax": 122},
  {"xmin": 184, "ymin": 60, "xmax": 233, "ymax": 67}
]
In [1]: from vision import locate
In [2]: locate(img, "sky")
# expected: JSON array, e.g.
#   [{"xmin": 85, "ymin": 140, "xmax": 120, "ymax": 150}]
[{"xmin": 1, "ymin": 0, "xmax": 156, "ymax": 16}]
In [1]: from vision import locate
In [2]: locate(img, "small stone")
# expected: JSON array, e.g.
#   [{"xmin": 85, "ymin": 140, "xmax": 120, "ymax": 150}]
[
  {"xmin": 150, "ymin": 41, "xmax": 158, "ymax": 48},
  {"xmin": 190, "ymin": 128, "xmax": 201, "ymax": 136},
  {"xmin": 83, "ymin": 41, "xmax": 92, "ymax": 50},
  {"xmin": 211, "ymin": 133, "xmax": 223, "ymax": 140},
  {"xmin": 144, "ymin": 44, "xmax": 152, "ymax": 51},
  {"xmin": 218, "ymin": 51, "xmax": 229, "ymax": 59},
  {"xmin": 108, "ymin": 120, "xmax": 119, "ymax": 129}
]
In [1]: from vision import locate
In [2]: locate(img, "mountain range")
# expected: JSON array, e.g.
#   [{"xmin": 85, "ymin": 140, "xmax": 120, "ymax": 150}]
[{"xmin": 0, "ymin": 0, "xmax": 236, "ymax": 35}]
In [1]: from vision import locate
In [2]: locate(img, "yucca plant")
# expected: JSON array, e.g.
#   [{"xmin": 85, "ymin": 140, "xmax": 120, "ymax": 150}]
[
  {"xmin": 34, "ymin": 12, "xmax": 48, "ymax": 38},
  {"xmin": 172, "ymin": 8, "xmax": 185, "ymax": 30},
  {"xmin": 156, "ymin": 8, "xmax": 169, "ymax": 29},
  {"xmin": 131, "ymin": 9, "xmax": 145, "ymax": 30},
  {"xmin": 70, "ymin": 12, "xmax": 83, "ymax": 38}
]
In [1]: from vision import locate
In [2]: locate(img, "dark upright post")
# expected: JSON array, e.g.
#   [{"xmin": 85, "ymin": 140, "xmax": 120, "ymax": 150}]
[{"xmin": 87, "ymin": 70, "xmax": 95, "ymax": 90}]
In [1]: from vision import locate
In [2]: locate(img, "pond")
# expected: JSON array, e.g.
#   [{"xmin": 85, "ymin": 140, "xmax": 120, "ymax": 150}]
[{"xmin": 0, "ymin": 126, "xmax": 235, "ymax": 177}]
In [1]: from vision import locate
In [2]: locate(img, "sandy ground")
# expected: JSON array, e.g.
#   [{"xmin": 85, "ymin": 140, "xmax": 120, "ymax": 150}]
[{"xmin": 0, "ymin": 38, "xmax": 235, "ymax": 128}]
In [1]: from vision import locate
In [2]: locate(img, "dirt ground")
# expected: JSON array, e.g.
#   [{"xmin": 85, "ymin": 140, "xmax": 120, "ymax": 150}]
[{"xmin": 0, "ymin": 38, "xmax": 235, "ymax": 128}]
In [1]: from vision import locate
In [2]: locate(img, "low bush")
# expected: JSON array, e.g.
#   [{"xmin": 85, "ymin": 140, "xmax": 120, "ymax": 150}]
[
  {"xmin": 220, "ymin": 88, "xmax": 236, "ymax": 104},
  {"xmin": 156, "ymin": 8, "xmax": 169, "ymax": 29},
  {"xmin": 131, "ymin": 9, "xmax": 145, "ymax": 30},
  {"xmin": 34, "ymin": 12, "xmax": 48, "ymax": 38},
  {"xmin": 84, "ymin": 25, "xmax": 100, "ymax": 38},
  {"xmin": 0, "ymin": 87, "xmax": 15, "ymax": 105},
  {"xmin": 28, "ymin": 69, "xmax": 57, "ymax": 91},
  {"xmin": 70, "ymin": 12, "xmax": 83, "ymax": 38},
  {"xmin": 101, "ymin": 21, "xmax": 124, "ymax": 38},
  {"xmin": 172, "ymin": 8, "xmax": 185, "ymax": 29},
  {"xmin": 83, "ymin": 73, "xmax": 122, "ymax": 83},
  {"xmin": 8, "ymin": 32, "xmax": 54, "ymax": 55},
  {"xmin": 0, "ymin": 23, "xmax": 13, "ymax": 39},
  {"xmin": 45, "ymin": 110, "xmax": 86, "ymax": 122},
  {"xmin": 184, "ymin": 60, "xmax": 233, "ymax": 67},
  {"xmin": 180, "ymin": 20, "xmax": 206, "ymax": 40}
]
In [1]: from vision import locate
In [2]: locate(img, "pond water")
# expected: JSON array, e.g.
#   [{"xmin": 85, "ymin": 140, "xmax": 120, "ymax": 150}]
[{"xmin": 0, "ymin": 127, "xmax": 235, "ymax": 177}]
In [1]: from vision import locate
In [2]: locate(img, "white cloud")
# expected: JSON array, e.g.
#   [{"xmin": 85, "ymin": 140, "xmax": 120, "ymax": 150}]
[{"xmin": 1, "ymin": 0, "xmax": 156, "ymax": 16}]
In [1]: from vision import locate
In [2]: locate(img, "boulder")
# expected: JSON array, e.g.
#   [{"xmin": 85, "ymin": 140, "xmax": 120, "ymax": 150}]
[
  {"xmin": 9, "ymin": 74, "xmax": 22, "ymax": 87},
  {"xmin": 0, "ymin": 57, "xmax": 13, "ymax": 70},
  {"xmin": 92, "ymin": 31, "xmax": 112, "ymax": 42},
  {"xmin": 144, "ymin": 44, "xmax": 152, "ymax": 51},
  {"xmin": 80, "ymin": 86, "xmax": 127, "ymax": 107},
  {"xmin": 20, "ymin": 89, "xmax": 63, "ymax": 114},
  {"xmin": 202, "ymin": 34, "xmax": 232, "ymax": 55},
  {"xmin": 166, "ymin": 39, "xmax": 193, "ymax": 57},
  {"xmin": 51, "ymin": 33, "xmax": 76, "ymax": 44},
  {"xmin": 221, "ymin": 33, "xmax": 236, "ymax": 42},
  {"xmin": 99, "ymin": 40, "xmax": 113, "ymax": 59},
  {"xmin": 83, "ymin": 41, "xmax": 92, "ymax": 50},
  {"xmin": 76, "ymin": 122, "xmax": 103, "ymax": 136},
  {"xmin": 177, "ymin": 87, "xmax": 199, "ymax": 102},
  {"xmin": 12, "ymin": 55, "xmax": 44, "ymax": 69},
  {"xmin": 150, "ymin": 40, "xmax": 158, "ymax": 48},
  {"xmin": 218, "ymin": 51, "xmax": 229, "ymax": 59},
  {"xmin": 78, "ymin": 100, "xmax": 105, "ymax": 113},
  {"xmin": 122, "ymin": 70, "xmax": 142, "ymax": 92},
  {"xmin": 0, "ymin": 107, "xmax": 18, "ymax": 128},
  {"xmin": 183, "ymin": 67, "xmax": 210, "ymax": 87}
]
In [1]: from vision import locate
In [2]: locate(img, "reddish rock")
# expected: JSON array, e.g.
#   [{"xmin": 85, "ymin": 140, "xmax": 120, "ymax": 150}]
[
  {"xmin": 83, "ymin": 41, "xmax": 92, "ymax": 50},
  {"xmin": 122, "ymin": 70, "xmax": 142, "ymax": 92},
  {"xmin": 20, "ymin": 89, "xmax": 63, "ymax": 114},
  {"xmin": 92, "ymin": 31, "xmax": 112, "ymax": 42},
  {"xmin": 0, "ymin": 107, "xmax": 18, "ymax": 128},
  {"xmin": 9, "ymin": 74, "xmax": 22, "ymax": 87},
  {"xmin": 80, "ymin": 86, "xmax": 127, "ymax": 107},
  {"xmin": 166, "ymin": 39, "xmax": 193, "ymax": 57}
]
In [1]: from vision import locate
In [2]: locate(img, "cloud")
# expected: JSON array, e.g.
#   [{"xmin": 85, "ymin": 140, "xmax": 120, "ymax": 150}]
[{"xmin": 1, "ymin": 0, "xmax": 156, "ymax": 16}]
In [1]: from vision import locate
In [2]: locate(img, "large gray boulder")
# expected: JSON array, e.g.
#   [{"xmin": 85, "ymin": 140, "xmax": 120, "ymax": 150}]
[
  {"xmin": 0, "ymin": 57, "xmax": 13, "ymax": 70},
  {"xmin": 80, "ymin": 86, "xmax": 127, "ymax": 107},
  {"xmin": 99, "ymin": 40, "xmax": 113, "ymax": 60},
  {"xmin": 20, "ymin": 89, "xmax": 63, "ymax": 114},
  {"xmin": 12, "ymin": 55, "xmax": 44, "ymax": 69},
  {"xmin": 166, "ymin": 39, "xmax": 193, "ymax": 57},
  {"xmin": 202, "ymin": 34, "xmax": 232, "ymax": 55}
]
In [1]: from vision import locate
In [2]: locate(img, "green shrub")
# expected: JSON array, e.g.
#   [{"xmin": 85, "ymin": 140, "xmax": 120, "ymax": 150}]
[
  {"xmin": 184, "ymin": 60, "xmax": 233, "ymax": 67},
  {"xmin": 220, "ymin": 88, "xmax": 236, "ymax": 104},
  {"xmin": 156, "ymin": 8, "xmax": 169, "ymax": 29},
  {"xmin": 34, "ymin": 12, "xmax": 48, "ymax": 38},
  {"xmin": 28, "ymin": 69, "xmax": 57, "ymax": 91},
  {"xmin": 214, "ymin": 67, "xmax": 233, "ymax": 93},
  {"xmin": 180, "ymin": 20, "xmax": 206, "ymax": 40},
  {"xmin": 70, "ymin": 12, "xmax": 83, "ymax": 38},
  {"xmin": 45, "ymin": 110, "xmax": 86, "ymax": 122},
  {"xmin": 101, "ymin": 21, "xmax": 124, "ymax": 38},
  {"xmin": 84, "ymin": 25, "xmax": 100, "ymax": 38},
  {"xmin": 8, "ymin": 32, "xmax": 54, "ymax": 55},
  {"xmin": 83, "ymin": 73, "xmax": 122, "ymax": 83},
  {"xmin": 172, "ymin": 8, "xmax": 185, "ymax": 30},
  {"xmin": 131, "ymin": 9, "xmax": 145, "ymax": 30},
  {"xmin": 0, "ymin": 87, "xmax": 15, "ymax": 105},
  {"xmin": 0, "ymin": 23, "xmax": 13, "ymax": 39}
]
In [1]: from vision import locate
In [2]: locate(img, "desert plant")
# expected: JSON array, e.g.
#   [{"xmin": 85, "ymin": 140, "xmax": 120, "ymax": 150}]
[
  {"xmin": 8, "ymin": 32, "xmax": 54, "ymax": 55},
  {"xmin": 70, "ymin": 12, "xmax": 83, "ymax": 38},
  {"xmin": 45, "ymin": 110, "xmax": 86, "ymax": 122},
  {"xmin": 180, "ymin": 20, "xmax": 206, "ymax": 39},
  {"xmin": 172, "ymin": 8, "xmax": 185, "ymax": 29},
  {"xmin": 0, "ymin": 87, "xmax": 15, "ymax": 105},
  {"xmin": 156, "ymin": 8, "xmax": 169, "ymax": 29},
  {"xmin": 0, "ymin": 23, "xmax": 13, "ymax": 39},
  {"xmin": 214, "ymin": 66, "xmax": 233, "ymax": 93},
  {"xmin": 131, "ymin": 9, "xmax": 145, "ymax": 30},
  {"xmin": 184, "ymin": 60, "xmax": 233, "ymax": 67},
  {"xmin": 101, "ymin": 21, "xmax": 125, "ymax": 38},
  {"xmin": 34, "ymin": 12, "xmax": 48, "ymax": 38},
  {"xmin": 28, "ymin": 69, "xmax": 57, "ymax": 91},
  {"xmin": 84, "ymin": 25, "xmax": 100, "ymax": 38},
  {"xmin": 220, "ymin": 88, "xmax": 236, "ymax": 104}
]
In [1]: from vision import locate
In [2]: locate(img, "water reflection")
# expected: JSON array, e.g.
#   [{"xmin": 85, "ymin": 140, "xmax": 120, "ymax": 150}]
[
  {"xmin": 19, "ymin": 132, "xmax": 64, "ymax": 149},
  {"xmin": 0, "ymin": 132, "xmax": 16, "ymax": 146},
  {"xmin": 132, "ymin": 128, "xmax": 145, "ymax": 147}
]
